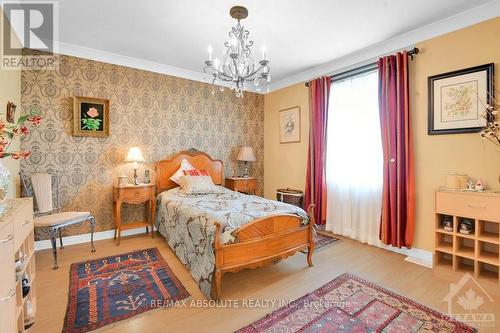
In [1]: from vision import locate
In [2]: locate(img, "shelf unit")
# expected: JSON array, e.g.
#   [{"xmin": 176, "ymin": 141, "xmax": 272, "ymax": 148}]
[
  {"xmin": 15, "ymin": 231, "xmax": 36, "ymax": 332},
  {"xmin": 0, "ymin": 198, "xmax": 35, "ymax": 333},
  {"xmin": 434, "ymin": 190, "xmax": 500, "ymax": 283}
]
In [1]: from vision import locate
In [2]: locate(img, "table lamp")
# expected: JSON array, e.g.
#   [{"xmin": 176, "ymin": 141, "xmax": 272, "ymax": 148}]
[
  {"xmin": 125, "ymin": 146, "xmax": 145, "ymax": 185},
  {"xmin": 237, "ymin": 146, "xmax": 256, "ymax": 178}
]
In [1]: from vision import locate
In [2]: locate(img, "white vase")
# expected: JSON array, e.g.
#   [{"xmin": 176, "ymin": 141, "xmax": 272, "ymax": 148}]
[{"xmin": 0, "ymin": 159, "xmax": 11, "ymax": 203}]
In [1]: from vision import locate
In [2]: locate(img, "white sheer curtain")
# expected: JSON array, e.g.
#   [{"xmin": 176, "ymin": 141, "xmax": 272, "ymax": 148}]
[{"xmin": 325, "ymin": 70, "xmax": 383, "ymax": 246}]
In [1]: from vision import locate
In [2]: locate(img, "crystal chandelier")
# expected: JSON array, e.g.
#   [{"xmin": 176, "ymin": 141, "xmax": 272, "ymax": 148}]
[{"xmin": 204, "ymin": 6, "xmax": 270, "ymax": 97}]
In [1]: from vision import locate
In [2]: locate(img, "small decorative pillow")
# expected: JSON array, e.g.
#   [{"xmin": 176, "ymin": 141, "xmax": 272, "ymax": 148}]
[
  {"xmin": 170, "ymin": 159, "xmax": 195, "ymax": 185},
  {"xmin": 179, "ymin": 175, "xmax": 218, "ymax": 194},
  {"xmin": 183, "ymin": 169, "xmax": 209, "ymax": 176}
]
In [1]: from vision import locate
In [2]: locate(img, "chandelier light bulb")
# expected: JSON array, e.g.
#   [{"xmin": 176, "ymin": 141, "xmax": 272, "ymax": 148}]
[{"xmin": 208, "ymin": 45, "xmax": 213, "ymax": 61}]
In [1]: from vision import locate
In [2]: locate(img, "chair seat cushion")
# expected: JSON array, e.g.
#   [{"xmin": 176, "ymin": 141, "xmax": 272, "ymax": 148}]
[{"xmin": 34, "ymin": 212, "xmax": 92, "ymax": 227}]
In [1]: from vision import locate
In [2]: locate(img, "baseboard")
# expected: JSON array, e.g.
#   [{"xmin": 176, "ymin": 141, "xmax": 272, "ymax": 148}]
[
  {"xmin": 34, "ymin": 227, "xmax": 147, "ymax": 251},
  {"xmin": 404, "ymin": 248, "xmax": 434, "ymax": 268},
  {"xmin": 379, "ymin": 244, "xmax": 433, "ymax": 268}
]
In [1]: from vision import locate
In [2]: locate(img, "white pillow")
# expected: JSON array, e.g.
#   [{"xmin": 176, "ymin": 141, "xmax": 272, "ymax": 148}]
[
  {"xmin": 170, "ymin": 159, "xmax": 195, "ymax": 185},
  {"xmin": 179, "ymin": 175, "xmax": 218, "ymax": 194}
]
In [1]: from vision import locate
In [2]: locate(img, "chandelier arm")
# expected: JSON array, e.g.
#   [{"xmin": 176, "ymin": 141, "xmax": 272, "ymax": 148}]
[
  {"xmin": 204, "ymin": 62, "xmax": 233, "ymax": 81},
  {"xmin": 203, "ymin": 66, "xmax": 217, "ymax": 75},
  {"xmin": 204, "ymin": 65, "xmax": 235, "ymax": 83},
  {"xmin": 215, "ymin": 72, "xmax": 235, "ymax": 81},
  {"xmin": 242, "ymin": 65, "xmax": 268, "ymax": 79},
  {"xmin": 205, "ymin": 68, "xmax": 232, "ymax": 82}
]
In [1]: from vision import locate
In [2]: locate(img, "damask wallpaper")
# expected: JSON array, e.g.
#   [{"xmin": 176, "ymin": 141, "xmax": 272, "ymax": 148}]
[{"xmin": 20, "ymin": 53, "xmax": 264, "ymax": 240}]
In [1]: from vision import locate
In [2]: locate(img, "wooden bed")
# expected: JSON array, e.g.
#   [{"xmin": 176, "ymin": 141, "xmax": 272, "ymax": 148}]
[{"xmin": 156, "ymin": 150, "xmax": 315, "ymax": 299}]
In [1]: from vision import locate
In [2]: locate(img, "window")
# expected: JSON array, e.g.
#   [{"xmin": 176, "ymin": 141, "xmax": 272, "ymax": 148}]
[{"xmin": 325, "ymin": 69, "xmax": 383, "ymax": 245}]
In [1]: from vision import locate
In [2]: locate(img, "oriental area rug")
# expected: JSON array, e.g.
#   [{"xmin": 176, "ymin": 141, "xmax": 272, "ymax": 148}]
[
  {"xmin": 301, "ymin": 232, "xmax": 339, "ymax": 254},
  {"xmin": 63, "ymin": 248, "xmax": 189, "ymax": 333},
  {"xmin": 236, "ymin": 273, "xmax": 475, "ymax": 333}
]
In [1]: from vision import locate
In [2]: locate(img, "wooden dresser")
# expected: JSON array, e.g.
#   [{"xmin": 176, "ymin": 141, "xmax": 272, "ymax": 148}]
[
  {"xmin": 0, "ymin": 198, "xmax": 35, "ymax": 333},
  {"xmin": 434, "ymin": 190, "xmax": 500, "ymax": 283}
]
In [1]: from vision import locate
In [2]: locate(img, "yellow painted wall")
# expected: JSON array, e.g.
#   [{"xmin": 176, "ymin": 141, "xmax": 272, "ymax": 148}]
[
  {"xmin": 411, "ymin": 17, "xmax": 500, "ymax": 251},
  {"xmin": 264, "ymin": 83, "xmax": 309, "ymax": 199},
  {"xmin": 264, "ymin": 17, "xmax": 500, "ymax": 252},
  {"xmin": 0, "ymin": 10, "xmax": 21, "ymax": 198}
]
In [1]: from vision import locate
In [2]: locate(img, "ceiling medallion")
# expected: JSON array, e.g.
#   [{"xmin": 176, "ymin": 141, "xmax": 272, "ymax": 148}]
[{"xmin": 204, "ymin": 6, "xmax": 270, "ymax": 97}]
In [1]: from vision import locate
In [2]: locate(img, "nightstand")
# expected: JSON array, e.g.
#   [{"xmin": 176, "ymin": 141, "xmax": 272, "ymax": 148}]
[
  {"xmin": 225, "ymin": 177, "xmax": 256, "ymax": 195},
  {"xmin": 113, "ymin": 184, "xmax": 156, "ymax": 245}
]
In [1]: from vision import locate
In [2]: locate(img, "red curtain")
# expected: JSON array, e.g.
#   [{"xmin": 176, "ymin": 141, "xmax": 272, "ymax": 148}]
[
  {"xmin": 378, "ymin": 51, "xmax": 415, "ymax": 248},
  {"xmin": 305, "ymin": 77, "xmax": 331, "ymax": 225}
]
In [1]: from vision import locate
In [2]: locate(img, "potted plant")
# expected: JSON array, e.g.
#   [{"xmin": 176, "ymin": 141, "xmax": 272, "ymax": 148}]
[{"xmin": 0, "ymin": 106, "xmax": 43, "ymax": 203}]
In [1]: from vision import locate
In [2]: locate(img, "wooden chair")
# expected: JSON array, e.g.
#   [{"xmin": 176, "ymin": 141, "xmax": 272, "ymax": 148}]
[{"xmin": 20, "ymin": 172, "xmax": 96, "ymax": 269}]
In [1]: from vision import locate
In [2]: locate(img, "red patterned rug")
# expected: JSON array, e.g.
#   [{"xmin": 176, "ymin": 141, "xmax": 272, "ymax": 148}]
[
  {"xmin": 236, "ymin": 273, "xmax": 475, "ymax": 333},
  {"xmin": 63, "ymin": 248, "xmax": 189, "ymax": 333}
]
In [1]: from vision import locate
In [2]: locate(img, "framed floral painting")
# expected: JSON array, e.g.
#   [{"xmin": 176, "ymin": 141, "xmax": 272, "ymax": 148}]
[
  {"xmin": 428, "ymin": 63, "xmax": 494, "ymax": 135},
  {"xmin": 73, "ymin": 96, "xmax": 110, "ymax": 137},
  {"xmin": 279, "ymin": 106, "xmax": 301, "ymax": 143}
]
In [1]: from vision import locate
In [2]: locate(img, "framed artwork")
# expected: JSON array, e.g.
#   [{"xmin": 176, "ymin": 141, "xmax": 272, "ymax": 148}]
[
  {"xmin": 279, "ymin": 106, "xmax": 301, "ymax": 143},
  {"xmin": 73, "ymin": 96, "xmax": 110, "ymax": 137},
  {"xmin": 428, "ymin": 63, "xmax": 494, "ymax": 135}
]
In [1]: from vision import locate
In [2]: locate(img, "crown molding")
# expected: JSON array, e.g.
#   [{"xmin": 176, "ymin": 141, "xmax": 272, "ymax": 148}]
[
  {"xmin": 55, "ymin": 41, "xmax": 262, "ymax": 94},
  {"xmin": 34, "ymin": 0, "xmax": 499, "ymax": 95},
  {"xmin": 269, "ymin": 0, "xmax": 500, "ymax": 92}
]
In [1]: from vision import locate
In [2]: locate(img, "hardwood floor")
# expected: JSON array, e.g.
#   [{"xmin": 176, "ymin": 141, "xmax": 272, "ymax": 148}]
[{"xmin": 32, "ymin": 232, "xmax": 500, "ymax": 332}]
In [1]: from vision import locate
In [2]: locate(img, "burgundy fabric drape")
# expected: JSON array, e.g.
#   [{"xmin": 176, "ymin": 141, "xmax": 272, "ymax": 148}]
[
  {"xmin": 304, "ymin": 77, "xmax": 331, "ymax": 225},
  {"xmin": 378, "ymin": 51, "xmax": 415, "ymax": 248}
]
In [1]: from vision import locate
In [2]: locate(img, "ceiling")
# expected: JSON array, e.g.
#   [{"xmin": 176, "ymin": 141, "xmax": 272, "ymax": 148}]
[{"xmin": 34, "ymin": 1, "xmax": 500, "ymax": 91}]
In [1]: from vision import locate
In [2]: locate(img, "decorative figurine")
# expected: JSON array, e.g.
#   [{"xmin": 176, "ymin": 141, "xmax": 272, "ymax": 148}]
[
  {"xmin": 465, "ymin": 180, "xmax": 475, "ymax": 191},
  {"xmin": 144, "ymin": 169, "xmax": 150, "ymax": 184},
  {"xmin": 475, "ymin": 178, "xmax": 484, "ymax": 192}
]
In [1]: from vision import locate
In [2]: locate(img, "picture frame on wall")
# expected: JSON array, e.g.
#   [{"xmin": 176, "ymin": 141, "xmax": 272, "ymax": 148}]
[
  {"xmin": 279, "ymin": 106, "xmax": 301, "ymax": 143},
  {"xmin": 428, "ymin": 63, "xmax": 494, "ymax": 135},
  {"xmin": 73, "ymin": 96, "xmax": 110, "ymax": 138}
]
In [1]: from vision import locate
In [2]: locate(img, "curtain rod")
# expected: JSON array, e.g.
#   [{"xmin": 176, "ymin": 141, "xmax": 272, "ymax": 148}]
[{"xmin": 304, "ymin": 47, "xmax": 419, "ymax": 87}]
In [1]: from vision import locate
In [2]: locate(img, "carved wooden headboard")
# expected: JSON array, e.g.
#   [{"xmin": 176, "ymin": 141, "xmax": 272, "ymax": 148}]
[{"xmin": 156, "ymin": 149, "xmax": 224, "ymax": 193}]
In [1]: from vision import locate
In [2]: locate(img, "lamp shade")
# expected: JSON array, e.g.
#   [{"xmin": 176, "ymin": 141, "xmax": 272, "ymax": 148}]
[
  {"xmin": 237, "ymin": 146, "xmax": 256, "ymax": 162},
  {"xmin": 125, "ymin": 147, "xmax": 145, "ymax": 162}
]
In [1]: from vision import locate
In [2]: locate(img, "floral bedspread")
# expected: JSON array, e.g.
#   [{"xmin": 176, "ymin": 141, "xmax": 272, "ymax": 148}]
[{"xmin": 155, "ymin": 186, "xmax": 308, "ymax": 298}]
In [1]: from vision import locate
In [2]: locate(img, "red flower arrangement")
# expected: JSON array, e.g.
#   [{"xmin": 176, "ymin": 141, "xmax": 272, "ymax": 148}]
[{"xmin": 0, "ymin": 107, "xmax": 43, "ymax": 159}]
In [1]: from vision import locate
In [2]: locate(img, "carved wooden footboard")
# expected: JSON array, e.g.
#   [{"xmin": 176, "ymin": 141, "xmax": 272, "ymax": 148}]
[{"xmin": 212, "ymin": 204, "xmax": 315, "ymax": 299}]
